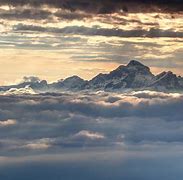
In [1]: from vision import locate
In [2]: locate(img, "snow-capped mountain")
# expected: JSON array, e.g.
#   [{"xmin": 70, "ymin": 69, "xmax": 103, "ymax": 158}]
[
  {"xmin": 50, "ymin": 75, "xmax": 87, "ymax": 90},
  {"xmin": 1, "ymin": 60, "xmax": 183, "ymax": 93},
  {"xmin": 88, "ymin": 60, "xmax": 155, "ymax": 90},
  {"xmin": 149, "ymin": 71, "xmax": 183, "ymax": 91}
]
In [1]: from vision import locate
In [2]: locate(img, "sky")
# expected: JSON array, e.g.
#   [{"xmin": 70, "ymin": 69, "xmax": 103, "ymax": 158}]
[
  {"xmin": 0, "ymin": 0, "xmax": 182, "ymax": 84},
  {"xmin": 0, "ymin": 1, "xmax": 183, "ymax": 179}
]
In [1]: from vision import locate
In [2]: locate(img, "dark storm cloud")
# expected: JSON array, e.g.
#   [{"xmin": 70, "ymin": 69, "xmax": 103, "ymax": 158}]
[
  {"xmin": 14, "ymin": 24, "xmax": 183, "ymax": 38},
  {"xmin": 0, "ymin": 0, "xmax": 182, "ymax": 13}
]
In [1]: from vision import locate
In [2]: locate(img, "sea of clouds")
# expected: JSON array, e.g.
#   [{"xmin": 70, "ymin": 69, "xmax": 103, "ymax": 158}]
[{"xmin": 0, "ymin": 90, "xmax": 183, "ymax": 179}]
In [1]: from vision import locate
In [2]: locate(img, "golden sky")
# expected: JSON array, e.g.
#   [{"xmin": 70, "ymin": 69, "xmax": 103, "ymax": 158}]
[{"xmin": 0, "ymin": 5, "xmax": 182, "ymax": 85}]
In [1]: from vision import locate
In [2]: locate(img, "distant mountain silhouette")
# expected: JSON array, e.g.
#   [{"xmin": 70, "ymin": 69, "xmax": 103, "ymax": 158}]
[{"xmin": 1, "ymin": 60, "xmax": 183, "ymax": 93}]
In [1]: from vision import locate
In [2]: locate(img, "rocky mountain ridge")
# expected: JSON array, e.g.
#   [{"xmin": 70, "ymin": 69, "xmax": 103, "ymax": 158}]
[{"xmin": 1, "ymin": 60, "xmax": 183, "ymax": 93}]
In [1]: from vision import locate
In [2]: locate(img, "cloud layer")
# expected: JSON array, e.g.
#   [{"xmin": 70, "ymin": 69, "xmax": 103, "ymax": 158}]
[
  {"xmin": 0, "ymin": 90, "xmax": 183, "ymax": 156},
  {"xmin": 13, "ymin": 24, "xmax": 183, "ymax": 38},
  {"xmin": 0, "ymin": 90, "xmax": 183, "ymax": 179},
  {"xmin": 0, "ymin": 0, "xmax": 182, "ymax": 13}
]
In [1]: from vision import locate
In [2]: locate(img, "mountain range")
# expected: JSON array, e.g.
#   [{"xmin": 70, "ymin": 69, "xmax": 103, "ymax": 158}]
[{"xmin": 1, "ymin": 60, "xmax": 183, "ymax": 94}]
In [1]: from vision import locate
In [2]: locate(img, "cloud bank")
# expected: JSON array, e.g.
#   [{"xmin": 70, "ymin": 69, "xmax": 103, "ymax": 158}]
[
  {"xmin": 0, "ymin": 90, "xmax": 183, "ymax": 156},
  {"xmin": 0, "ymin": 0, "xmax": 182, "ymax": 13},
  {"xmin": 0, "ymin": 90, "xmax": 183, "ymax": 179},
  {"xmin": 13, "ymin": 24, "xmax": 183, "ymax": 38}
]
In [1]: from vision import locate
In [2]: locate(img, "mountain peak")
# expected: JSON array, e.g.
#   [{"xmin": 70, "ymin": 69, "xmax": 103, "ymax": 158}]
[
  {"xmin": 127, "ymin": 60, "xmax": 146, "ymax": 67},
  {"xmin": 127, "ymin": 60, "xmax": 150, "ymax": 73},
  {"xmin": 64, "ymin": 75, "xmax": 83, "ymax": 81}
]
